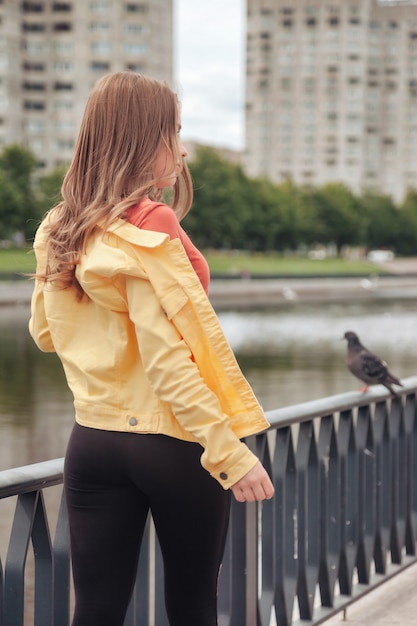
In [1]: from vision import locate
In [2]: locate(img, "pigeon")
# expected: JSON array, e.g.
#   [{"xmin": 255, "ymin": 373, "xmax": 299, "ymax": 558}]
[{"xmin": 343, "ymin": 331, "xmax": 403, "ymax": 397}]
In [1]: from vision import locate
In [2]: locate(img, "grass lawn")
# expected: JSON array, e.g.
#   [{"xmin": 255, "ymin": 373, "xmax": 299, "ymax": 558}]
[
  {"xmin": 204, "ymin": 251, "xmax": 385, "ymax": 276},
  {"xmin": 0, "ymin": 247, "xmax": 36, "ymax": 274},
  {"xmin": 0, "ymin": 247, "xmax": 386, "ymax": 277}
]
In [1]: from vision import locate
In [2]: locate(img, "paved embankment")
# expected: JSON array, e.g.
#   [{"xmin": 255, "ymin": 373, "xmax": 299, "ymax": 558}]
[
  {"xmin": 0, "ymin": 280, "xmax": 34, "ymax": 306},
  {"xmin": 1, "ymin": 274, "xmax": 417, "ymax": 308},
  {"xmin": 208, "ymin": 274, "xmax": 417, "ymax": 309},
  {"xmin": 323, "ymin": 561, "xmax": 417, "ymax": 626}
]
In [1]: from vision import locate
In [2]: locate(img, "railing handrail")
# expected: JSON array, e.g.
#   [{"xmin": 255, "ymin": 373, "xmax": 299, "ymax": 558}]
[
  {"xmin": 0, "ymin": 457, "xmax": 64, "ymax": 499},
  {"xmin": 265, "ymin": 375, "xmax": 417, "ymax": 426}
]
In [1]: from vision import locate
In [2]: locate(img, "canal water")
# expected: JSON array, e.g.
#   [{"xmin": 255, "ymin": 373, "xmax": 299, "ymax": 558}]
[{"xmin": 0, "ymin": 298, "xmax": 415, "ymax": 472}]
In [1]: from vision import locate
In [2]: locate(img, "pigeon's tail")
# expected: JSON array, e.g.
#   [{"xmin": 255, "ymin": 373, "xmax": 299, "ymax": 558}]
[
  {"xmin": 386, "ymin": 373, "xmax": 403, "ymax": 387},
  {"xmin": 383, "ymin": 378, "xmax": 403, "ymax": 398}
]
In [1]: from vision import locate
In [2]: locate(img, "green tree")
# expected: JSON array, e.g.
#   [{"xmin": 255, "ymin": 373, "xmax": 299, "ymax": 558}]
[
  {"xmin": 360, "ymin": 191, "xmax": 400, "ymax": 251},
  {"xmin": 186, "ymin": 146, "xmax": 253, "ymax": 249},
  {"xmin": 396, "ymin": 190, "xmax": 417, "ymax": 255},
  {"xmin": 0, "ymin": 144, "xmax": 38, "ymax": 241},
  {"xmin": 243, "ymin": 178, "xmax": 309, "ymax": 252},
  {"xmin": 242, "ymin": 176, "xmax": 280, "ymax": 251},
  {"xmin": 305, "ymin": 183, "xmax": 364, "ymax": 251},
  {"xmin": 36, "ymin": 164, "xmax": 67, "ymax": 216},
  {"xmin": 0, "ymin": 170, "xmax": 26, "ymax": 240}
]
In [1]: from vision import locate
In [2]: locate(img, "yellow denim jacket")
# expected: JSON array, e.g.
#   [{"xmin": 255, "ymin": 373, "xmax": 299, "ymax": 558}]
[{"xmin": 29, "ymin": 216, "xmax": 270, "ymax": 489}]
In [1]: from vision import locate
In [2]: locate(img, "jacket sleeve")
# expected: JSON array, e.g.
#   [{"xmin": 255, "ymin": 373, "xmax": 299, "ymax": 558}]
[
  {"xmin": 125, "ymin": 276, "xmax": 259, "ymax": 489},
  {"xmin": 29, "ymin": 280, "xmax": 55, "ymax": 352},
  {"xmin": 28, "ymin": 226, "xmax": 55, "ymax": 353}
]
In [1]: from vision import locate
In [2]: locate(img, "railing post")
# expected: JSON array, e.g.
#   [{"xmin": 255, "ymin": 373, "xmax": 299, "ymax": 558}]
[
  {"xmin": 273, "ymin": 426, "xmax": 297, "ymax": 626},
  {"xmin": 318, "ymin": 414, "xmax": 340, "ymax": 606},
  {"xmin": 297, "ymin": 420, "xmax": 320, "ymax": 620},
  {"xmin": 338, "ymin": 409, "xmax": 358, "ymax": 595},
  {"xmin": 53, "ymin": 492, "xmax": 71, "ymax": 626},
  {"xmin": 4, "ymin": 491, "xmax": 53, "ymax": 626}
]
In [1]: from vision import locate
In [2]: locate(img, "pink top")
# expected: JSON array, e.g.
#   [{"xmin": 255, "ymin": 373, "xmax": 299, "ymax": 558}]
[{"xmin": 127, "ymin": 198, "xmax": 210, "ymax": 294}]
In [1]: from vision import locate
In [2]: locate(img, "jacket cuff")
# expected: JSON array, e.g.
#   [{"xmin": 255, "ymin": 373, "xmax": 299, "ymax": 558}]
[{"xmin": 205, "ymin": 444, "xmax": 259, "ymax": 490}]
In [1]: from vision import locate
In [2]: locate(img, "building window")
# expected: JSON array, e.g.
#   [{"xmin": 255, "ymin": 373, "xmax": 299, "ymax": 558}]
[
  {"xmin": 91, "ymin": 41, "xmax": 111, "ymax": 53},
  {"xmin": 56, "ymin": 139, "xmax": 74, "ymax": 150},
  {"xmin": 55, "ymin": 121, "xmax": 75, "ymax": 132},
  {"xmin": 125, "ymin": 43, "xmax": 147, "ymax": 54},
  {"xmin": 22, "ymin": 2, "xmax": 44, "ymax": 12},
  {"xmin": 23, "ymin": 22, "xmax": 46, "ymax": 32},
  {"xmin": 23, "ymin": 41, "xmax": 45, "ymax": 54},
  {"xmin": 24, "ymin": 100, "xmax": 46, "ymax": 110},
  {"xmin": 125, "ymin": 23, "xmax": 147, "ymax": 34},
  {"xmin": 54, "ymin": 100, "xmax": 73, "ymax": 110},
  {"xmin": 90, "ymin": 21, "xmax": 111, "ymax": 31},
  {"xmin": 23, "ymin": 81, "xmax": 46, "ymax": 91},
  {"xmin": 126, "ymin": 3, "xmax": 147, "ymax": 12},
  {"xmin": 26, "ymin": 120, "xmax": 46, "ymax": 132},
  {"xmin": 90, "ymin": 1, "xmax": 111, "ymax": 11},
  {"xmin": 126, "ymin": 63, "xmax": 145, "ymax": 72},
  {"xmin": 23, "ymin": 61, "xmax": 45, "ymax": 71},
  {"xmin": 91, "ymin": 61, "xmax": 110, "ymax": 71},
  {"xmin": 54, "ymin": 41, "xmax": 73, "ymax": 53},
  {"xmin": 280, "ymin": 77, "xmax": 292, "ymax": 90},
  {"xmin": 54, "ymin": 61, "xmax": 74, "ymax": 72},
  {"xmin": 54, "ymin": 22, "xmax": 72, "ymax": 31},
  {"xmin": 54, "ymin": 82, "xmax": 73, "ymax": 90},
  {"xmin": 53, "ymin": 2, "xmax": 72, "ymax": 10}
]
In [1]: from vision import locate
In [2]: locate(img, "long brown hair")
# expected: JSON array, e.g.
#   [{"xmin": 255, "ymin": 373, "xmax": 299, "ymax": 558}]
[{"xmin": 38, "ymin": 72, "xmax": 193, "ymax": 291}]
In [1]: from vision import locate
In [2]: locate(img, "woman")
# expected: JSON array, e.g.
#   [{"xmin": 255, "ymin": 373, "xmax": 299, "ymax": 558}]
[{"xmin": 29, "ymin": 72, "xmax": 274, "ymax": 626}]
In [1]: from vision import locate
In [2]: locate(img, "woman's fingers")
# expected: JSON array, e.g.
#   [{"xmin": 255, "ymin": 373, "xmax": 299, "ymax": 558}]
[{"xmin": 230, "ymin": 461, "xmax": 275, "ymax": 502}]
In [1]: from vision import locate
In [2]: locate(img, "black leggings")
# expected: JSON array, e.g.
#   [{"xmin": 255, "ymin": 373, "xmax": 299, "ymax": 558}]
[{"xmin": 64, "ymin": 423, "xmax": 231, "ymax": 626}]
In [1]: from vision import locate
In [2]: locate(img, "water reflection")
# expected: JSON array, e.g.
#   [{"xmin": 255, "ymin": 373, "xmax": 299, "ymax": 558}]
[
  {"xmin": 0, "ymin": 300, "xmax": 415, "ymax": 470},
  {"xmin": 221, "ymin": 300, "xmax": 416, "ymax": 410},
  {"xmin": 0, "ymin": 306, "xmax": 73, "ymax": 471}
]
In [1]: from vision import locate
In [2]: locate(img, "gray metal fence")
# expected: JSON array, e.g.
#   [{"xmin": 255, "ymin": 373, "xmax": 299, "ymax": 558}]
[{"xmin": 1, "ymin": 377, "xmax": 417, "ymax": 626}]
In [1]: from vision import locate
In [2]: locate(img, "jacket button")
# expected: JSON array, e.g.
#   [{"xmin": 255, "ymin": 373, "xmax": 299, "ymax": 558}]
[
  {"xmin": 129, "ymin": 417, "xmax": 138, "ymax": 426},
  {"xmin": 220, "ymin": 472, "xmax": 228, "ymax": 480}
]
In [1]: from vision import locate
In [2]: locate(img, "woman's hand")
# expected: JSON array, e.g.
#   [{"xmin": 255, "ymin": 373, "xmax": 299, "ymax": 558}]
[{"xmin": 230, "ymin": 461, "xmax": 275, "ymax": 502}]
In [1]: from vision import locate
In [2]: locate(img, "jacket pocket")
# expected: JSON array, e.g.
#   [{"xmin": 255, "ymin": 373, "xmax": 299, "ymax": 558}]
[{"xmin": 158, "ymin": 286, "xmax": 188, "ymax": 320}]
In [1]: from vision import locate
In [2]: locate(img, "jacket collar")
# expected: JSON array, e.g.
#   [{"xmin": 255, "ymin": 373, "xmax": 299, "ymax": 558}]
[{"xmin": 102, "ymin": 218, "xmax": 170, "ymax": 249}]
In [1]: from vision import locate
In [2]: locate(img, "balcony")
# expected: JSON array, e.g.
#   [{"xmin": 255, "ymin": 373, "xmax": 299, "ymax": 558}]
[{"xmin": 1, "ymin": 377, "xmax": 417, "ymax": 625}]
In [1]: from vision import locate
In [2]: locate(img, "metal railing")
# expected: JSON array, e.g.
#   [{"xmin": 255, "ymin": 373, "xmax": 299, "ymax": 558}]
[{"xmin": 1, "ymin": 377, "xmax": 417, "ymax": 626}]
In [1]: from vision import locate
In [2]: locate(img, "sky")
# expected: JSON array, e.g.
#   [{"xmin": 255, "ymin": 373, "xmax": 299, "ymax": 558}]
[{"xmin": 174, "ymin": 0, "xmax": 245, "ymax": 151}]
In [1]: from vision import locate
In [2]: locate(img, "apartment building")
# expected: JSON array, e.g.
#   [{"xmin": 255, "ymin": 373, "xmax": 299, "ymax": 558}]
[
  {"xmin": 0, "ymin": 0, "xmax": 173, "ymax": 170},
  {"xmin": 244, "ymin": 0, "xmax": 417, "ymax": 202}
]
